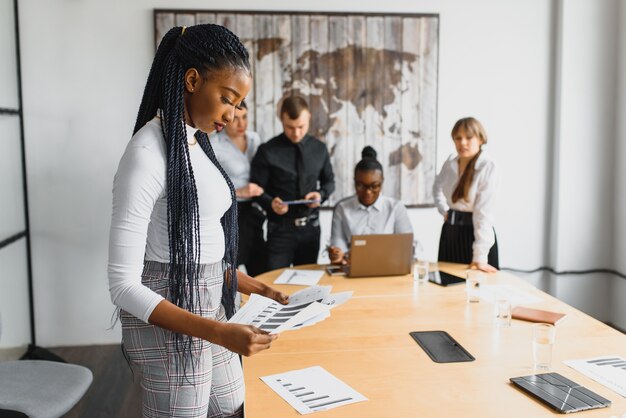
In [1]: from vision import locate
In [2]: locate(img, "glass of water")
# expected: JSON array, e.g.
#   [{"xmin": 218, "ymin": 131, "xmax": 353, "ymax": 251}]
[
  {"xmin": 495, "ymin": 299, "xmax": 512, "ymax": 327},
  {"xmin": 413, "ymin": 260, "xmax": 429, "ymax": 284},
  {"xmin": 533, "ymin": 323, "xmax": 556, "ymax": 371},
  {"xmin": 465, "ymin": 270, "xmax": 482, "ymax": 303}
]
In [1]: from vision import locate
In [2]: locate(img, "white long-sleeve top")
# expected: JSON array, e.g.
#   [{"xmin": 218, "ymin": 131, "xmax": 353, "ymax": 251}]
[
  {"xmin": 108, "ymin": 117, "xmax": 232, "ymax": 323},
  {"xmin": 433, "ymin": 152, "xmax": 497, "ymax": 264},
  {"xmin": 212, "ymin": 130, "xmax": 261, "ymax": 202}
]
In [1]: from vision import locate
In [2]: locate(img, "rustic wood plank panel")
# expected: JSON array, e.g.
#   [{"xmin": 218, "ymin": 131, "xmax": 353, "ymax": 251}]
[
  {"xmin": 382, "ymin": 16, "xmax": 403, "ymax": 199},
  {"xmin": 308, "ymin": 15, "xmax": 328, "ymax": 142},
  {"xmin": 364, "ymin": 16, "xmax": 384, "ymax": 189},
  {"xmin": 346, "ymin": 15, "xmax": 367, "ymax": 198},
  {"xmin": 401, "ymin": 17, "xmax": 424, "ymax": 203},
  {"xmin": 272, "ymin": 14, "xmax": 291, "ymax": 139},
  {"xmin": 418, "ymin": 17, "xmax": 439, "ymax": 204},
  {"xmin": 175, "ymin": 13, "xmax": 196, "ymax": 28},
  {"xmin": 327, "ymin": 16, "xmax": 350, "ymax": 201},
  {"xmin": 253, "ymin": 14, "xmax": 275, "ymax": 142},
  {"xmin": 216, "ymin": 13, "xmax": 235, "ymax": 30},
  {"xmin": 155, "ymin": 12, "xmax": 175, "ymax": 49},
  {"xmin": 195, "ymin": 13, "xmax": 216, "ymax": 24},
  {"xmin": 236, "ymin": 14, "xmax": 256, "ymax": 131},
  {"xmin": 289, "ymin": 15, "xmax": 311, "ymax": 109}
]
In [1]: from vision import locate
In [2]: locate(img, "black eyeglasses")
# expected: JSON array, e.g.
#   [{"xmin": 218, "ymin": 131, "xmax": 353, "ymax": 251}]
[{"xmin": 355, "ymin": 182, "xmax": 382, "ymax": 192}]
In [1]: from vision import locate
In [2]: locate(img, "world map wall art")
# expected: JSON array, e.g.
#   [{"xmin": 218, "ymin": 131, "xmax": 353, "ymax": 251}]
[{"xmin": 155, "ymin": 10, "xmax": 439, "ymax": 207}]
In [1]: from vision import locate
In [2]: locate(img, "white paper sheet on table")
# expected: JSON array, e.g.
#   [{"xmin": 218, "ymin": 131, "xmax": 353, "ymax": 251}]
[
  {"xmin": 480, "ymin": 284, "xmax": 542, "ymax": 306},
  {"xmin": 288, "ymin": 286, "xmax": 332, "ymax": 305},
  {"xmin": 565, "ymin": 355, "xmax": 626, "ymax": 398},
  {"xmin": 274, "ymin": 269, "xmax": 325, "ymax": 285},
  {"xmin": 288, "ymin": 286, "xmax": 353, "ymax": 309},
  {"xmin": 260, "ymin": 366, "xmax": 368, "ymax": 414}
]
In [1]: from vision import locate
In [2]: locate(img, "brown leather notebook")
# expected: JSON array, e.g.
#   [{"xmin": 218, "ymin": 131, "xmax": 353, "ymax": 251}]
[{"xmin": 511, "ymin": 306, "xmax": 567, "ymax": 325}]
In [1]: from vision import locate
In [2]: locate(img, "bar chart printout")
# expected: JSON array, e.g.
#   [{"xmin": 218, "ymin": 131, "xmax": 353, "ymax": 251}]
[
  {"xmin": 565, "ymin": 356, "xmax": 626, "ymax": 397},
  {"xmin": 260, "ymin": 366, "xmax": 368, "ymax": 414}
]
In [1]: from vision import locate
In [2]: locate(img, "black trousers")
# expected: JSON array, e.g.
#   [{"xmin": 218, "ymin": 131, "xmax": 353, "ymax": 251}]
[
  {"xmin": 266, "ymin": 220, "xmax": 320, "ymax": 271},
  {"xmin": 237, "ymin": 201, "xmax": 267, "ymax": 277},
  {"xmin": 437, "ymin": 222, "xmax": 499, "ymax": 268}
]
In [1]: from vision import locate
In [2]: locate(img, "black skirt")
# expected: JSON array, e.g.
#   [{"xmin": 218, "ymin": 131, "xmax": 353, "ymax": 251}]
[{"xmin": 437, "ymin": 210, "xmax": 499, "ymax": 268}]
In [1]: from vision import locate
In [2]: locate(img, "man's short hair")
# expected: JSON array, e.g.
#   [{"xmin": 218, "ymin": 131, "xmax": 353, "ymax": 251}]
[{"xmin": 280, "ymin": 95, "xmax": 309, "ymax": 119}]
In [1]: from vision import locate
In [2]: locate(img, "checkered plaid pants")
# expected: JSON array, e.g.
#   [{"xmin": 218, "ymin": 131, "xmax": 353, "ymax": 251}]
[{"xmin": 120, "ymin": 261, "xmax": 244, "ymax": 418}]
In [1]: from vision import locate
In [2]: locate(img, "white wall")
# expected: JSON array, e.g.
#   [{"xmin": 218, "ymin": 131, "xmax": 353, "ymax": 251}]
[
  {"xmin": 553, "ymin": 0, "xmax": 618, "ymax": 270},
  {"xmin": 547, "ymin": 0, "xmax": 620, "ymax": 323},
  {"xmin": 611, "ymin": 0, "xmax": 626, "ymax": 331},
  {"xmin": 12, "ymin": 0, "xmax": 624, "ymax": 346}
]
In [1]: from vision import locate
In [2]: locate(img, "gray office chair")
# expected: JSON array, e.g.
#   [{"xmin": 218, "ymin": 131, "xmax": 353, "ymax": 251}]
[{"xmin": 0, "ymin": 359, "xmax": 93, "ymax": 418}]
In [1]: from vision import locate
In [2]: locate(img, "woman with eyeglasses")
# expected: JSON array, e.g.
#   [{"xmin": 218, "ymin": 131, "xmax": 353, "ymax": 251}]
[{"xmin": 328, "ymin": 146, "xmax": 413, "ymax": 264}]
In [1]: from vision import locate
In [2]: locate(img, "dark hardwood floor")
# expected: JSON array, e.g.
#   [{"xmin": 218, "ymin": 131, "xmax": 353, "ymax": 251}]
[{"xmin": 50, "ymin": 345, "xmax": 142, "ymax": 418}]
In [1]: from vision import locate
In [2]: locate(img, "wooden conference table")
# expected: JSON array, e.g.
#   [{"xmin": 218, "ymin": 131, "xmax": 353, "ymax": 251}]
[{"xmin": 243, "ymin": 263, "xmax": 626, "ymax": 417}]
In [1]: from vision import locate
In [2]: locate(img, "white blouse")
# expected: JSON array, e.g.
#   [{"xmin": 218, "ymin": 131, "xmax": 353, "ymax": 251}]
[
  {"xmin": 433, "ymin": 152, "xmax": 497, "ymax": 264},
  {"xmin": 108, "ymin": 117, "xmax": 232, "ymax": 322},
  {"xmin": 211, "ymin": 130, "xmax": 261, "ymax": 202}
]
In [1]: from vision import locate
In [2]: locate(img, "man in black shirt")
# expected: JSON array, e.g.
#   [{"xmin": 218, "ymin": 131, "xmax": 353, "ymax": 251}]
[{"xmin": 251, "ymin": 96, "xmax": 335, "ymax": 270}]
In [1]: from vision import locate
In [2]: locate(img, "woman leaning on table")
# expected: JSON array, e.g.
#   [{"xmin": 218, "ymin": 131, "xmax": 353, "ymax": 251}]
[
  {"xmin": 433, "ymin": 117, "xmax": 499, "ymax": 273},
  {"xmin": 107, "ymin": 24, "xmax": 287, "ymax": 418}
]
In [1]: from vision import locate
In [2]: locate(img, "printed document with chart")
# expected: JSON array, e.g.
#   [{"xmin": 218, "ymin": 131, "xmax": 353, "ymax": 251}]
[
  {"xmin": 261, "ymin": 366, "xmax": 368, "ymax": 414},
  {"xmin": 565, "ymin": 355, "xmax": 626, "ymax": 397},
  {"xmin": 228, "ymin": 286, "xmax": 352, "ymax": 333}
]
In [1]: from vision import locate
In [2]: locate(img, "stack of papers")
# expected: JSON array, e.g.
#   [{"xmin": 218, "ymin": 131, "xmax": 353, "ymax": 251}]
[{"xmin": 228, "ymin": 286, "xmax": 352, "ymax": 333}]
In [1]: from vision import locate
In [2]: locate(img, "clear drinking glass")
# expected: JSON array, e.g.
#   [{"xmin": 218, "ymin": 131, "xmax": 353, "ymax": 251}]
[
  {"xmin": 414, "ymin": 260, "xmax": 429, "ymax": 284},
  {"xmin": 533, "ymin": 323, "xmax": 556, "ymax": 371},
  {"xmin": 465, "ymin": 270, "xmax": 482, "ymax": 303},
  {"xmin": 495, "ymin": 299, "xmax": 512, "ymax": 327}
]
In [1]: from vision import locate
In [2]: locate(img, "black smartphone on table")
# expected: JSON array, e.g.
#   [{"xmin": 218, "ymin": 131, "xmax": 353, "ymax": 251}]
[
  {"xmin": 326, "ymin": 265, "xmax": 347, "ymax": 276},
  {"xmin": 428, "ymin": 270, "xmax": 465, "ymax": 286}
]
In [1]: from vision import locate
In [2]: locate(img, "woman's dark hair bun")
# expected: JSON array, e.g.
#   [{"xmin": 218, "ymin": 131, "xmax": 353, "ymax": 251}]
[
  {"xmin": 355, "ymin": 145, "xmax": 383, "ymax": 176},
  {"xmin": 361, "ymin": 146, "xmax": 377, "ymax": 160}
]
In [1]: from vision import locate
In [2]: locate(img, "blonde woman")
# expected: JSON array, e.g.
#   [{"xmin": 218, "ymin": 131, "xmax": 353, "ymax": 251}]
[{"xmin": 433, "ymin": 117, "xmax": 499, "ymax": 273}]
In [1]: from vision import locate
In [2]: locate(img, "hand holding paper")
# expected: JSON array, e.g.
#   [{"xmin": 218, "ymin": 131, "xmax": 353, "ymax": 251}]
[{"xmin": 228, "ymin": 286, "xmax": 352, "ymax": 334}]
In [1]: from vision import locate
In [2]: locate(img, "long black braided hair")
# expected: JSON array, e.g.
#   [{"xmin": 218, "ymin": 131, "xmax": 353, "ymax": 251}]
[{"xmin": 133, "ymin": 24, "xmax": 250, "ymax": 365}]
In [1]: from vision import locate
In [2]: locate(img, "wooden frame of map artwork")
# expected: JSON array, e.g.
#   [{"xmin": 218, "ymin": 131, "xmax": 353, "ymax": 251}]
[{"xmin": 154, "ymin": 10, "xmax": 439, "ymax": 207}]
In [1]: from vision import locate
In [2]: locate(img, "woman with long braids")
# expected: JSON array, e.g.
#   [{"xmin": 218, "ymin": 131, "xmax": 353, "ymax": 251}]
[
  {"xmin": 433, "ymin": 117, "xmax": 499, "ymax": 273},
  {"xmin": 108, "ymin": 24, "xmax": 287, "ymax": 417}
]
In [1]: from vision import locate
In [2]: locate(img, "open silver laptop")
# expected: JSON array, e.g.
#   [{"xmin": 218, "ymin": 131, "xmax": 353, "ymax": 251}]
[{"xmin": 344, "ymin": 233, "xmax": 413, "ymax": 278}]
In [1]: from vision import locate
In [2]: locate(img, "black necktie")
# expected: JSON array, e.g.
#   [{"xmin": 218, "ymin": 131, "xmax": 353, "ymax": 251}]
[{"xmin": 296, "ymin": 142, "xmax": 306, "ymax": 197}]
